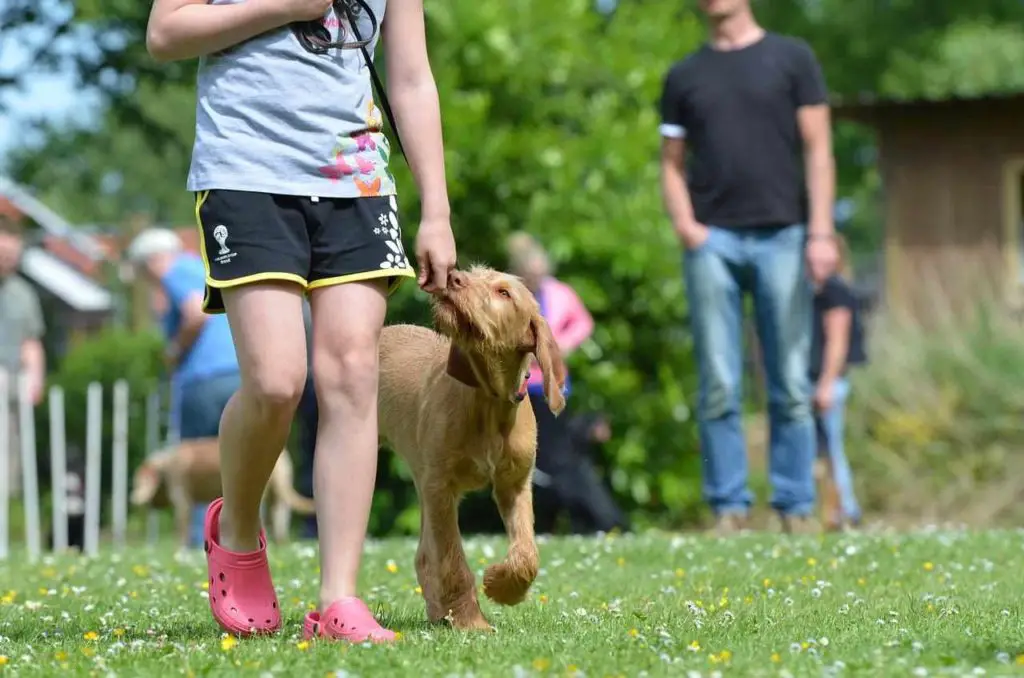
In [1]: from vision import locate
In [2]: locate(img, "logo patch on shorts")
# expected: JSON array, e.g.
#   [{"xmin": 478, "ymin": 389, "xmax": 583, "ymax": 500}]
[{"xmin": 211, "ymin": 224, "xmax": 237, "ymax": 265}]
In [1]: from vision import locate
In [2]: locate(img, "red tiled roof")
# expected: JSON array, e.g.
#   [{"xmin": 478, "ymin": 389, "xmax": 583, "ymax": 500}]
[{"xmin": 0, "ymin": 197, "xmax": 24, "ymax": 221}]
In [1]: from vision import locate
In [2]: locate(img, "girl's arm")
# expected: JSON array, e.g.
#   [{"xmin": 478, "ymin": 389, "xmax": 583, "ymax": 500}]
[
  {"xmin": 818, "ymin": 306, "xmax": 851, "ymax": 385},
  {"xmin": 556, "ymin": 285, "xmax": 594, "ymax": 356},
  {"xmin": 381, "ymin": 0, "xmax": 450, "ymax": 222},
  {"xmin": 146, "ymin": 0, "xmax": 319, "ymax": 63}
]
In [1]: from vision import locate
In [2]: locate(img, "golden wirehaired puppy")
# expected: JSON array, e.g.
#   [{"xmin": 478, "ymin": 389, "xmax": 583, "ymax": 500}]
[{"xmin": 378, "ymin": 265, "xmax": 567, "ymax": 630}]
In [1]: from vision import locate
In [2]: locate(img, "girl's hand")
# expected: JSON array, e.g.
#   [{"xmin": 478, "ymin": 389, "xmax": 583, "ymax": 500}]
[{"xmin": 415, "ymin": 217, "xmax": 456, "ymax": 293}]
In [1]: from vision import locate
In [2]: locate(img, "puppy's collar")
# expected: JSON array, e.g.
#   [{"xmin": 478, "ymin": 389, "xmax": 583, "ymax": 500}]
[{"xmin": 446, "ymin": 345, "xmax": 528, "ymax": 404}]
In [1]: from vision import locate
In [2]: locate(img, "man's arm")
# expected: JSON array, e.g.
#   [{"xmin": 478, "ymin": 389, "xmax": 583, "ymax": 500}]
[
  {"xmin": 169, "ymin": 293, "xmax": 208, "ymax": 365},
  {"xmin": 658, "ymin": 64, "xmax": 705, "ymax": 249},
  {"xmin": 20, "ymin": 285, "xmax": 46, "ymax": 405},
  {"xmin": 792, "ymin": 41, "xmax": 836, "ymax": 238},
  {"xmin": 146, "ymin": 0, "xmax": 311, "ymax": 63},
  {"xmin": 382, "ymin": 0, "xmax": 450, "ymax": 222},
  {"xmin": 660, "ymin": 138, "xmax": 702, "ymax": 244}
]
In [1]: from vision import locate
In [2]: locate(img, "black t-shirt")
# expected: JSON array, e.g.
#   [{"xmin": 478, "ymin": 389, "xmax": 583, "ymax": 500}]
[
  {"xmin": 810, "ymin": 275, "xmax": 866, "ymax": 381},
  {"xmin": 659, "ymin": 33, "xmax": 828, "ymax": 228}
]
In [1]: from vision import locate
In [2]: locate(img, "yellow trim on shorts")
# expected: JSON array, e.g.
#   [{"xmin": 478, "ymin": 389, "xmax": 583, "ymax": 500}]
[
  {"xmin": 193, "ymin": 190, "xmax": 309, "ymax": 312},
  {"xmin": 307, "ymin": 268, "xmax": 416, "ymax": 295}
]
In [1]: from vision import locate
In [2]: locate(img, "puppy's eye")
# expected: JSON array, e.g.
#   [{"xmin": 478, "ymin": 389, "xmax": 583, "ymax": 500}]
[{"xmin": 496, "ymin": 288, "xmax": 512, "ymax": 299}]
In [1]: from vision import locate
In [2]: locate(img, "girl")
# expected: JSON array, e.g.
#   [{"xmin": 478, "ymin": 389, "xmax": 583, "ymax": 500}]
[
  {"xmin": 146, "ymin": 0, "xmax": 457, "ymax": 642},
  {"xmin": 809, "ymin": 234, "xmax": 865, "ymax": 531}
]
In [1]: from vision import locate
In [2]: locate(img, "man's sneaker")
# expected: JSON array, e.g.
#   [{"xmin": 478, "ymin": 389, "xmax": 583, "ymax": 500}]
[{"xmin": 706, "ymin": 513, "xmax": 747, "ymax": 537}]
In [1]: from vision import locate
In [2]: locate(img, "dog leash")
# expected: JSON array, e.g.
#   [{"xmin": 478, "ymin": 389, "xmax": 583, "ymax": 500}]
[{"xmin": 291, "ymin": 0, "xmax": 406, "ymax": 158}]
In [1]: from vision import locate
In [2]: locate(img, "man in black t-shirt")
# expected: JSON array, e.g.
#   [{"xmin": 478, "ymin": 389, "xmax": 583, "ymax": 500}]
[{"xmin": 659, "ymin": 0, "xmax": 838, "ymax": 534}]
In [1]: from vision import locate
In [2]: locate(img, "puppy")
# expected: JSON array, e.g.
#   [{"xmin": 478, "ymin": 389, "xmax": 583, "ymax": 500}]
[
  {"xmin": 378, "ymin": 265, "xmax": 567, "ymax": 631},
  {"xmin": 131, "ymin": 438, "xmax": 316, "ymax": 549}
]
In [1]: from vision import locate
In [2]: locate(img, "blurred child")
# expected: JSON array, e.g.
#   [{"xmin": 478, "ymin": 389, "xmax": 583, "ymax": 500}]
[{"xmin": 809, "ymin": 234, "xmax": 866, "ymax": 531}]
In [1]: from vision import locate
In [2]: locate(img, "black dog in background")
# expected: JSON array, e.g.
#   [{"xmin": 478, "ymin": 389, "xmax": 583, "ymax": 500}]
[
  {"xmin": 44, "ymin": 448, "xmax": 86, "ymax": 552},
  {"xmin": 532, "ymin": 412, "xmax": 630, "ymax": 535}
]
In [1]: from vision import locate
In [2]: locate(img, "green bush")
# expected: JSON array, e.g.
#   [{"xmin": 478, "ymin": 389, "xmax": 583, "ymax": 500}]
[
  {"xmin": 34, "ymin": 328, "xmax": 166, "ymax": 499},
  {"xmin": 846, "ymin": 296, "xmax": 1024, "ymax": 526}
]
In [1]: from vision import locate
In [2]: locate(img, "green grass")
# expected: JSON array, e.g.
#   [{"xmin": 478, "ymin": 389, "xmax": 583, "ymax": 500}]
[{"xmin": 1, "ymin": 530, "xmax": 1024, "ymax": 676}]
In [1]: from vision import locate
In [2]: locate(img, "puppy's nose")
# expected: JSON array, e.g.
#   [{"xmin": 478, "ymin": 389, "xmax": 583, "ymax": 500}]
[{"xmin": 449, "ymin": 271, "xmax": 467, "ymax": 289}]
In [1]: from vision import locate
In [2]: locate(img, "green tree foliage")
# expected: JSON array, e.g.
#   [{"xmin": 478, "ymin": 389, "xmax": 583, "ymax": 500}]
[{"xmin": 881, "ymin": 21, "xmax": 1024, "ymax": 99}]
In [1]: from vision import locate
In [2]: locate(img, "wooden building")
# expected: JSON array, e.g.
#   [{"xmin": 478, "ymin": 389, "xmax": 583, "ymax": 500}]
[{"xmin": 834, "ymin": 92, "xmax": 1024, "ymax": 322}]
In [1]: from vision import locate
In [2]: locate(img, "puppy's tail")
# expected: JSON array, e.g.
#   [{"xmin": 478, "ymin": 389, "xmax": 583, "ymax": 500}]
[
  {"xmin": 269, "ymin": 451, "xmax": 318, "ymax": 514},
  {"xmin": 482, "ymin": 544, "xmax": 538, "ymax": 606}
]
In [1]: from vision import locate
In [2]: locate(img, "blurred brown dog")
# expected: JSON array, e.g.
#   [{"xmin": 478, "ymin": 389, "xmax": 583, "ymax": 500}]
[
  {"xmin": 130, "ymin": 437, "xmax": 316, "ymax": 549},
  {"xmin": 378, "ymin": 265, "xmax": 567, "ymax": 630}
]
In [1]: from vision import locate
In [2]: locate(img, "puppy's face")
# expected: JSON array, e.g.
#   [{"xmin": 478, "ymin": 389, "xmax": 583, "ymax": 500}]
[
  {"xmin": 131, "ymin": 462, "xmax": 169, "ymax": 508},
  {"xmin": 432, "ymin": 266, "xmax": 568, "ymax": 414}
]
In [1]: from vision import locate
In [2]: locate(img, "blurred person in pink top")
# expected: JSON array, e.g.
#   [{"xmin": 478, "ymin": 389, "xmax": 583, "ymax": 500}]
[{"xmin": 507, "ymin": 233, "xmax": 628, "ymax": 534}]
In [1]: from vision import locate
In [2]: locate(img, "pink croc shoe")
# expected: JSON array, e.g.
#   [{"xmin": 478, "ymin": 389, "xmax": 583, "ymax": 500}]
[
  {"xmin": 303, "ymin": 598, "xmax": 396, "ymax": 644},
  {"xmin": 204, "ymin": 498, "xmax": 281, "ymax": 636}
]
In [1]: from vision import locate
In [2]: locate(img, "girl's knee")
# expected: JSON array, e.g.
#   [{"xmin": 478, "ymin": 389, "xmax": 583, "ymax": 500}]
[
  {"xmin": 246, "ymin": 363, "xmax": 307, "ymax": 414},
  {"xmin": 312, "ymin": 342, "xmax": 379, "ymax": 399}
]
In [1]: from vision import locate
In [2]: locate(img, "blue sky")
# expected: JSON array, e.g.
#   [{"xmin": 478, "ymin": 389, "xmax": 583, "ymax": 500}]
[{"xmin": 0, "ymin": 25, "xmax": 99, "ymax": 168}]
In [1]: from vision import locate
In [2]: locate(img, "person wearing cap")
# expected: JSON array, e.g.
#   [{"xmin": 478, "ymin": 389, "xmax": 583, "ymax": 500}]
[
  {"xmin": 0, "ymin": 210, "xmax": 46, "ymax": 498},
  {"xmin": 126, "ymin": 227, "xmax": 240, "ymax": 546}
]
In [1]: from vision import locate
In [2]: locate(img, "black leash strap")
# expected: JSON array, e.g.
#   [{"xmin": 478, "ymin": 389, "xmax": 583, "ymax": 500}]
[{"xmin": 292, "ymin": 0, "xmax": 405, "ymax": 158}]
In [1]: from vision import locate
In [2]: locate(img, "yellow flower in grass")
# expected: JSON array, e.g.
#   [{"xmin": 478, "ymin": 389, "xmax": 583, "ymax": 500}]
[
  {"xmin": 532, "ymin": 658, "xmax": 551, "ymax": 671},
  {"xmin": 221, "ymin": 635, "xmax": 238, "ymax": 651},
  {"xmin": 0, "ymin": 591, "xmax": 15, "ymax": 605},
  {"xmin": 296, "ymin": 641, "xmax": 310, "ymax": 651},
  {"xmin": 628, "ymin": 628, "xmax": 639, "ymax": 638},
  {"xmin": 807, "ymin": 557, "xmax": 817, "ymax": 567},
  {"xmin": 688, "ymin": 640, "xmax": 701, "ymax": 652},
  {"xmin": 132, "ymin": 565, "xmax": 149, "ymax": 577},
  {"xmin": 54, "ymin": 651, "xmax": 68, "ymax": 662},
  {"xmin": 0, "ymin": 655, "xmax": 8, "ymax": 666},
  {"xmin": 1015, "ymin": 654, "xmax": 1024, "ymax": 665},
  {"xmin": 112, "ymin": 628, "xmax": 125, "ymax": 638},
  {"xmin": 771, "ymin": 652, "xmax": 781, "ymax": 663},
  {"xmin": 675, "ymin": 568, "xmax": 685, "ymax": 578},
  {"xmin": 385, "ymin": 560, "xmax": 398, "ymax": 574},
  {"xmin": 923, "ymin": 562, "xmax": 934, "ymax": 572},
  {"xmin": 83, "ymin": 631, "xmax": 98, "ymax": 641}
]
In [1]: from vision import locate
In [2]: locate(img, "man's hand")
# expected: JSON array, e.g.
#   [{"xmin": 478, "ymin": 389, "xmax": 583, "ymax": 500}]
[
  {"xmin": 415, "ymin": 216, "xmax": 457, "ymax": 293},
  {"xmin": 164, "ymin": 342, "xmax": 182, "ymax": 371},
  {"xmin": 676, "ymin": 221, "xmax": 710, "ymax": 251},
  {"xmin": 806, "ymin": 231, "xmax": 839, "ymax": 284},
  {"xmin": 813, "ymin": 378, "xmax": 835, "ymax": 412},
  {"xmin": 26, "ymin": 375, "xmax": 44, "ymax": 406}
]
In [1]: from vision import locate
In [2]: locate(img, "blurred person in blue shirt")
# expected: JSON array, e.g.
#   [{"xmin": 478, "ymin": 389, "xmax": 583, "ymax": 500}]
[{"xmin": 127, "ymin": 228, "xmax": 241, "ymax": 547}]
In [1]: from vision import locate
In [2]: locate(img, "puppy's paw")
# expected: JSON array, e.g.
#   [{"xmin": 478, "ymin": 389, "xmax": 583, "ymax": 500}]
[{"xmin": 483, "ymin": 563, "xmax": 533, "ymax": 606}]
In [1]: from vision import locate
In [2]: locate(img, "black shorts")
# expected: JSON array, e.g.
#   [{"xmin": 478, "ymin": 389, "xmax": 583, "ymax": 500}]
[{"xmin": 194, "ymin": 190, "xmax": 415, "ymax": 313}]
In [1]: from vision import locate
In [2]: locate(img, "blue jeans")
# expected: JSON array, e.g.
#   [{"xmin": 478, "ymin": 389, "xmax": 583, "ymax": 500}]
[
  {"xmin": 815, "ymin": 377, "xmax": 860, "ymax": 521},
  {"xmin": 684, "ymin": 224, "xmax": 815, "ymax": 516},
  {"xmin": 179, "ymin": 371, "xmax": 241, "ymax": 548}
]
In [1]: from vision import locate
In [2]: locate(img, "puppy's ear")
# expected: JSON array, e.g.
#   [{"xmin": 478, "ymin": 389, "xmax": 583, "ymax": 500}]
[
  {"xmin": 525, "ymin": 313, "xmax": 567, "ymax": 415},
  {"xmin": 130, "ymin": 466, "xmax": 160, "ymax": 506}
]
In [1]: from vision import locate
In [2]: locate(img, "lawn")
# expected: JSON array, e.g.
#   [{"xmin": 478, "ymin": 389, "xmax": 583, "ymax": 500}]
[{"xmin": 1, "ymin": 529, "xmax": 1023, "ymax": 676}]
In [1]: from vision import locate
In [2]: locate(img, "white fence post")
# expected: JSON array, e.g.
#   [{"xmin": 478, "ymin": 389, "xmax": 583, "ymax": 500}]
[
  {"xmin": 17, "ymin": 373, "xmax": 41, "ymax": 563},
  {"xmin": 49, "ymin": 386, "xmax": 68, "ymax": 552},
  {"xmin": 84, "ymin": 382, "xmax": 103, "ymax": 556},
  {"xmin": 145, "ymin": 388, "xmax": 161, "ymax": 544},
  {"xmin": 0, "ymin": 372, "xmax": 9, "ymax": 560},
  {"xmin": 111, "ymin": 380, "xmax": 129, "ymax": 549}
]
